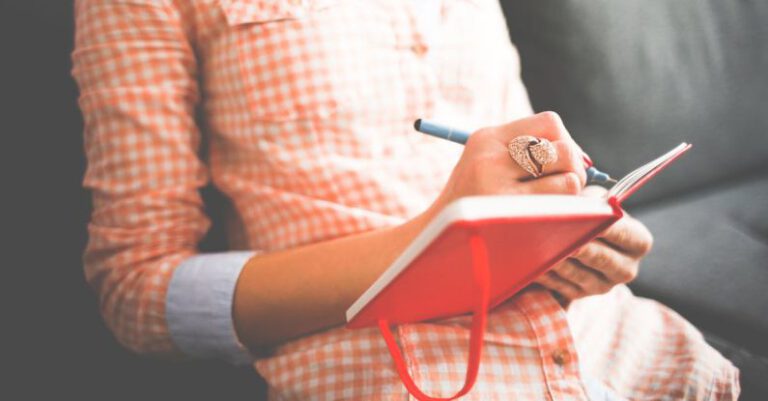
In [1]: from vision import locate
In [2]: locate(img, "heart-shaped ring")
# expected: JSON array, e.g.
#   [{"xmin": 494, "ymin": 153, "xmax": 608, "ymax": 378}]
[{"xmin": 507, "ymin": 136, "xmax": 558, "ymax": 178}]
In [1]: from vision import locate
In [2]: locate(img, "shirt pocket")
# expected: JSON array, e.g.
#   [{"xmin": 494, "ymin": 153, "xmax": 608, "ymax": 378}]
[{"xmin": 218, "ymin": 0, "xmax": 437, "ymax": 123}]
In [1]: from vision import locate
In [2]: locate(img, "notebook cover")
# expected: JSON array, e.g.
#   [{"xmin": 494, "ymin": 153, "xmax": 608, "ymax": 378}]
[
  {"xmin": 346, "ymin": 144, "xmax": 691, "ymax": 330},
  {"xmin": 346, "ymin": 203, "xmax": 622, "ymax": 329}
]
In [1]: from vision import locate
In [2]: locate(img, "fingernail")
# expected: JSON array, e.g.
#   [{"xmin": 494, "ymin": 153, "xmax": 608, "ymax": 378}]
[{"xmin": 582, "ymin": 153, "xmax": 594, "ymax": 168}]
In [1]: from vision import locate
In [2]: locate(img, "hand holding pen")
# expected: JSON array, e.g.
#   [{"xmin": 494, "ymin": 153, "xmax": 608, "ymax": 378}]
[
  {"xmin": 412, "ymin": 114, "xmax": 655, "ymax": 310},
  {"xmin": 414, "ymin": 118, "xmax": 616, "ymax": 185}
]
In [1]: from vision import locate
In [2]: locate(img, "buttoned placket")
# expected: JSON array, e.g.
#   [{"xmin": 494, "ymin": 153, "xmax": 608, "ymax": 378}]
[
  {"xmin": 395, "ymin": 0, "xmax": 440, "ymax": 127},
  {"xmin": 518, "ymin": 290, "xmax": 591, "ymax": 401}
]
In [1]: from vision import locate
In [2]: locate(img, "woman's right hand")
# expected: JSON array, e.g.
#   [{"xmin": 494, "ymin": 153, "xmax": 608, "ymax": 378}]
[
  {"xmin": 427, "ymin": 112, "xmax": 588, "ymax": 216},
  {"xmin": 234, "ymin": 112, "xmax": 590, "ymax": 348}
]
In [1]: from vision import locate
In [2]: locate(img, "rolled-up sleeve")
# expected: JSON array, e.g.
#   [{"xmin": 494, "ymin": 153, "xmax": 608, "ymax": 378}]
[
  {"xmin": 73, "ymin": 0, "xmax": 252, "ymax": 363},
  {"xmin": 167, "ymin": 252, "xmax": 255, "ymax": 365}
]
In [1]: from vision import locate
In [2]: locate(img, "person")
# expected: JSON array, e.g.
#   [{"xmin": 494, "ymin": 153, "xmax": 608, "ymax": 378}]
[{"xmin": 72, "ymin": 0, "xmax": 739, "ymax": 399}]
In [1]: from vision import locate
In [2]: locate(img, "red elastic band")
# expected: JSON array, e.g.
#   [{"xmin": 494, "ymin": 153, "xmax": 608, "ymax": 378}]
[{"xmin": 378, "ymin": 233, "xmax": 490, "ymax": 400}]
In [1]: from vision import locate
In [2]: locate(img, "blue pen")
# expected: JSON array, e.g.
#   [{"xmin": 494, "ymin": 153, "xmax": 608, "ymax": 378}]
[{"xmin": 414, "ymin": 119, "xmax": 617, "ymax": 185}]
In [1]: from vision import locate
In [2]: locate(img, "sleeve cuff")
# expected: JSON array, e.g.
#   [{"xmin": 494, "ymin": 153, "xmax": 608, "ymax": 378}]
[{"xmin": 166, "ymin": 251, "xmax": 255, "ymax": 365}]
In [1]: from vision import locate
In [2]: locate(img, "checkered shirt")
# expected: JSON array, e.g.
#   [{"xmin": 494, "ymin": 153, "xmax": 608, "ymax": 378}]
[{"xmin": 73, "ymin": 0, "xmax": 739, "ymax": 399}]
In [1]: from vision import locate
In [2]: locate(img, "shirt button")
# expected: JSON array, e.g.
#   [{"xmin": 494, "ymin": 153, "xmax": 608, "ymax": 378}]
[
  {"xmin": 411, "ymin": 43, "xmax": 428, "ymax": 56},
  {"xmin": 551, "ymin": 349, "xmax": 571, "ymax": 366}
]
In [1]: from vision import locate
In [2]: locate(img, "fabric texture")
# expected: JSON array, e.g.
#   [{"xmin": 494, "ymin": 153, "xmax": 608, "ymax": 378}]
[{"xmin": 72, "ymin": 0, "xmax": 739, "ymax": 399}]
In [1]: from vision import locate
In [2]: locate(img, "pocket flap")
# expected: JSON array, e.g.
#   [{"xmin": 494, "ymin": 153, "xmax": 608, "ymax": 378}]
[{"xmin": 219, "ymin": 0, "xmax": 337, "ymax": 25}]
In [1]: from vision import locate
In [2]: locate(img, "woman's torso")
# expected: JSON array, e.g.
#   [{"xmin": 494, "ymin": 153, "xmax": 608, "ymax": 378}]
[{"xmin": 193, "ymin": 0, "xmax": 532, "ymax": 252}]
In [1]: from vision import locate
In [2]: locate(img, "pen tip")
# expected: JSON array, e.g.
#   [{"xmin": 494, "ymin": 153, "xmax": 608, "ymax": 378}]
[{"xmin": 413, "ymin": 119, "xmax": 422, "ymax": 131}]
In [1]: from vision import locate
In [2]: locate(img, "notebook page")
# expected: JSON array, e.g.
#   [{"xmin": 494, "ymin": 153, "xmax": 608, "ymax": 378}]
[{"xmin": 606, "ymin": 143, "xmax": 690, "ymax": 199}]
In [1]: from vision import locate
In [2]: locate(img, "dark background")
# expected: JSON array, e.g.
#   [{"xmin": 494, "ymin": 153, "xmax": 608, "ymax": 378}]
[{"xmin": 2, "ymin": 1, "xmax": 263, "ymax": 399}]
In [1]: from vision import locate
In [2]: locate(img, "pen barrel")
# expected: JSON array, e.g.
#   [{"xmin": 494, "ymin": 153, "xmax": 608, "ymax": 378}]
[
  {"xmin": 415, "ymin": 119, "xmax": 471, "ymax": 144},
  {"xmin": 414, "ymin": 119, "xmax": 614, "ymax": 185}
]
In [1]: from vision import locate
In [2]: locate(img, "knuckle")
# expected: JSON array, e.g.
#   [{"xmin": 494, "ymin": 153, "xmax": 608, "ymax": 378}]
[
  {"xmin": 539, "ymin": 273, "xmax": 557, "ymax": 290},
  {"xmin": 574, "ymin": 269, "xmax": 591, "ymax": 285},
  {"xmin": 550, "ymin": 284, "xmax": 570, "ymax": 297},
  {"xmin": 616, "ymin": 265, "xmax": 637, "ymax": 283},
  {"xmin": 594, "ymin": 282, "xmax": 613, "ymax": 295},
  {"xmin": 568, "ymin": 147, "xmax": 588, "ymax": 185},
  {"xmin": 640, "ymin": 228, "xmax": 654, "ymax": 255},
  {"xmin": 468, "ymin": 127, "xmax": 495, "ymax": 144},
  {"xmin": 539, "ymin": 111, "xmax": 564, "ymax": 127},
  {"xmin": 643, "ymin": 237, "xmax": 654, "ymax": 255},
  {"xmin": 559, "ymin": 263, "xmax": 580, "ymax": 280},
  {"xmin": 562, "ymin": 172, "xmax": 582, "ymax": 195},
  {"xmin": 574, "ymin": 243, "xmax": 592, "ymax": 261},
  {"xmin": 557, "ymin": 263, "xmax": 576, "ymax": 281},
  {"xmin": 581, "ymin": 281, "xmax": 599, "ymax": 295},
  {"xmin": 538, "ymin": 111, "xmax": 569, "ymax": 140},
  {"xmin": 614, "ymin": 226, "xmax": 630, "ymax": 248},
  {"xmin": 626, "ymin": 264, "xmax": 639, "ymax": 282},
  {"xmin": 555, "ymin": 141, "xmax": 572, "ymax": 160},
  {"xmin": 592, "ymin": 249, "xmax": 610, "ymax": 268},
  {"xmin": 543, "ymin": 273, "xmax": 559, "ymax": 287},
  {"xmin": 548, "ymin": 273, "xmax": 567, "ymax": 288},
  {"xmin": 551, "ymin": 141, "xmax": 579, "ymax": 174},
  {"xmin": 563, "ymin": 286, "xmax": 582, "ymax": 300}
]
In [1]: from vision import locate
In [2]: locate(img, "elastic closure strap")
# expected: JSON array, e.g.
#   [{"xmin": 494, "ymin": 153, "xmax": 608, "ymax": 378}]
[{"xmin": 377, "ymin": 232, "xmax": 491, "ymax": 400}]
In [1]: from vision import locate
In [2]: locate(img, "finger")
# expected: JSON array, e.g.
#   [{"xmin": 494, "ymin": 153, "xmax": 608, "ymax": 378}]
[
  {"xmin": 517, "ymin": 172, "xmax": 582, "ymax": 195},
  {"xmin": 535, "ymin": 271, "xmax": 584, "ymax": 300},
  {"xmin": 469, "ymin": 113, "xmax": 586, "ymax": 183},
  {"xmin": 581, "ymin": 185, "xmax": 608, "ymax": 198},
  {"xmin": 554, "ymin": 259, "xmax": 613, "ymax": 295},
  {"xmin": 598, "ymin": 216, "xmax": 654, "ymax": 256},
  {"xmin": 492, "ymin": 111, "xmax": 575, "ymax": 143},
  {"xmin": 572, "ymin": 241, "xmax": 639, "ymax": 284},
  {"xmin": 538, "ymin": 139, "xmax": 587, "ymax": 186}
]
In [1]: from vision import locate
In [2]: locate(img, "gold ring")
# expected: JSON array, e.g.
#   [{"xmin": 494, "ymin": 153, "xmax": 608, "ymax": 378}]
[{"xmin": 507, "ymin": 136, "xmax": 558, "ymax": 178}]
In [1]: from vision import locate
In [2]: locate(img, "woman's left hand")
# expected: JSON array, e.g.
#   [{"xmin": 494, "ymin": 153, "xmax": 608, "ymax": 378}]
[{"xmin": 533, "ymin": 186, "xmax": 654, "ymax": 301}]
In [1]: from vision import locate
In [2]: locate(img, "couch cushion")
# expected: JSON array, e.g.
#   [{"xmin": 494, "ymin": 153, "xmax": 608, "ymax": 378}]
[
  {"xmin": 702, "ymin": 331, "xmax": 768, "ymax": 401},
  {"xmin": 503, "ymin": 0, "xmax": 768, "ymax": 206},
  {"xmin": 629, "ymin": 175, "xmax": 768, "ymax": 357}
]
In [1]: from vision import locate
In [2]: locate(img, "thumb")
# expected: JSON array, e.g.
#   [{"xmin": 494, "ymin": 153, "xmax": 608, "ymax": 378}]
[
  {"xmin": 581, "ymin": 185, "xmax": 608, "ymax": 198},
  {"xmin": 517, "ymin": 172, "xmax": 582, "ymax": 195}
]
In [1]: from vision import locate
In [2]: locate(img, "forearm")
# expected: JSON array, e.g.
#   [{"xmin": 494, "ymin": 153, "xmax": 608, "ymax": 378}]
[
  {"xmin": 233, "ymin": 113, "xmax": 588, "ymax": 350},
  {"xmin": 233, "ymin": 209, "xmax": 436, "ymax": 349}
]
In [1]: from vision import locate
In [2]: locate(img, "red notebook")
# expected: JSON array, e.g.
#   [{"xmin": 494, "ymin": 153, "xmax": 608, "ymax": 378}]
[{"xmin": 345, "ymin": 143, "xmax": 691, "ymax": 401}]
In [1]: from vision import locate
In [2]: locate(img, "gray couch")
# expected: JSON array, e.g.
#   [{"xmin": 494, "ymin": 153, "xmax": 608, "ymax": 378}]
[{"xmin": 503, "ymin": 0, "xmax": 768, "ymax": 398}]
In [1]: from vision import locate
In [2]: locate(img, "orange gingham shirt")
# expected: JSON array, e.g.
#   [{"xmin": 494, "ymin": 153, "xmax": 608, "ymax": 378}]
[{"xmin": 73, "ymin": 0, "xmax": 739, "ymax": 399}]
